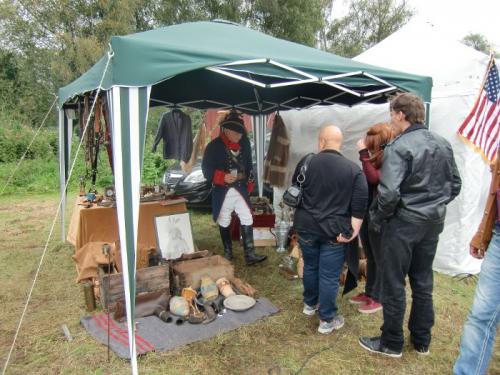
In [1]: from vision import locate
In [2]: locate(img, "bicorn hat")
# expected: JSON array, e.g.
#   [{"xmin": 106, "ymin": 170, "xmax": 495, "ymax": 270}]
[{"xmin": 220, "ymin": 112, "xmax": 245, "ymax": 134}]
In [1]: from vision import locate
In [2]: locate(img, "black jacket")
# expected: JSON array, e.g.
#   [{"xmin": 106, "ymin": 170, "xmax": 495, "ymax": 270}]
[
  {"xmin": 292, "ymin": 149, "xmax": 368, "ymax": 238},
  {"xmin": 371, "ymin": 124, "xmax": 462, "ymax": 226},
  {"xmin": 152, "ymin": 109, "xmax": 193, "ymax": 162}
]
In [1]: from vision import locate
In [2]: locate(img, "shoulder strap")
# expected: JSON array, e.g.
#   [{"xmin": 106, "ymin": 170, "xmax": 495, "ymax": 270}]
[
  {"xmin": 296, "ymin": 153, "xmax": 315, "ymax": 185},
  {"xmin": 302, "ymin": 153, "xmax": 314, "ymax": 171}
]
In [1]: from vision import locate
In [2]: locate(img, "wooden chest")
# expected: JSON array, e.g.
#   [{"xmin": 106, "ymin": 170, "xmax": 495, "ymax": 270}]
[
  {"xmin": 98, "ymin": 264, "xmax": 169, "ymax": 310},
  {"xmin": 172, "ymin": 255, "xmax": 234, "ymax": 291}
]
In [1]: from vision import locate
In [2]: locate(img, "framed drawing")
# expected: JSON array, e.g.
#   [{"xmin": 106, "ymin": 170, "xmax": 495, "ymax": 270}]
[{"xmin": 154, "ymin": 211, "xmax": 195, "ymax": 260}]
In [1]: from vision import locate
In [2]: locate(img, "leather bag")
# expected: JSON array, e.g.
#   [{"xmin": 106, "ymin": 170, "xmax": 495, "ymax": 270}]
[{"xmin": 283, "ymin": 153, "xmax": 314, "ymax": 208}]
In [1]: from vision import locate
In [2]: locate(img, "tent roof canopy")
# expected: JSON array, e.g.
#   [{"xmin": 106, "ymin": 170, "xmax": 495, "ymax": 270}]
[{"xmin": 59, "ymin": 20, "xmax": 432, "ymax": 113}]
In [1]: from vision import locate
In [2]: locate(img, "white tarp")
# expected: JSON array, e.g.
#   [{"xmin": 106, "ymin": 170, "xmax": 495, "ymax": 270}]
[{"xmin": 274, "ymin": 20, "xmax": 490, "ymax": 275}]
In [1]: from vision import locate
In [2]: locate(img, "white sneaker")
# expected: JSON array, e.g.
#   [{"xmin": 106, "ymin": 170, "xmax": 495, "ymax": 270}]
[
  {"xmin": 318, "ymin": 315, "xmax": 345, "ymax": 334},
  {"xmin": 302, "ymin": 303, "xmax": 318, "ymax": 316}
]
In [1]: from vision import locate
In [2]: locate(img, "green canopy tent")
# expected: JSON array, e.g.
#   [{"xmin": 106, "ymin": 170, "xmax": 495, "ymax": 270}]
[{"xmin": 58, "ymin": 20, "xmax": 432, "ymax": 373}]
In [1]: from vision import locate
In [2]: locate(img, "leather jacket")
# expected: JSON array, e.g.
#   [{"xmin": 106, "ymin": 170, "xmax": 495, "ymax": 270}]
[{"xmin": 371, "ymin": 124, "xmax": 462, "ymax": 226}]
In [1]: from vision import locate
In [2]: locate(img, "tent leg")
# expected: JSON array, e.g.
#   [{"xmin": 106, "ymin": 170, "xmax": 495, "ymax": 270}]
[
  {"xmin": 252, "ymin": 114, "xmax": 267, "ymax": 197},
  {"xmin": 58, "ymin": 110, "xmax": 66, "ymax": 242}
]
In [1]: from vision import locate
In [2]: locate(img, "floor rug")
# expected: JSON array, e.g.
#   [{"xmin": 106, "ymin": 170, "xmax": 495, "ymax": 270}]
[{"xmin": 81, "ymin": 297, "xmax": 279, "ymax": 359}]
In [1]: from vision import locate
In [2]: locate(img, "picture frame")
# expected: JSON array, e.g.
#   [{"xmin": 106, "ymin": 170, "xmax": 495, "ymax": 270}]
[{"xmin": 154, "ymin": 211, "xmax": 195, "ymax": 260}]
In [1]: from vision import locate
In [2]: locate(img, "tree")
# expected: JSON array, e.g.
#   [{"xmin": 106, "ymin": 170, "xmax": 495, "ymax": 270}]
[
  {"xmin": 326, "ymin": 0, "xmax": 413, "ymax": 57},
  {"xmin": 0, "ymin": 0, "xmax": 415, "ymax": 126},
  {"xmin": 153, "ymin": 0, "xmax": 247, "ymax": 26},
  {"xmin": 249, "ymin": 0, "xmax": 330, "ymax": 47},
  {"xmin": 462, "ymin": 33, "xmax": 491, "ymax": 55},
  {"xmin": 0, "ymin": 0, "xmax": 157, "ymax": 124}
]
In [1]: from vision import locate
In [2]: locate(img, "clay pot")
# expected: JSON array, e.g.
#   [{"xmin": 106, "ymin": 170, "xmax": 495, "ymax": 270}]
[{"xmin": 216, "ymin": 277, "xmax": 235, "ymax": 297}]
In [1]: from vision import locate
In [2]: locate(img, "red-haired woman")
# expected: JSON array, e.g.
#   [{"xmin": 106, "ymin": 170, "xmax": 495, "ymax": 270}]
[{"xmin": 349, "ymin": 123, "xmax": 394, "ymax": 314}]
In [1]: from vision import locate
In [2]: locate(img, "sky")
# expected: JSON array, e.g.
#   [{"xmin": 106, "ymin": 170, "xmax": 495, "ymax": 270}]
[
  {"xmin": 408, "ymin": 0, "xmax": 500, "ymax": 51},
  {"xmin": 333, "ymin": 0, "xmax": 500, "ymax": 51}
]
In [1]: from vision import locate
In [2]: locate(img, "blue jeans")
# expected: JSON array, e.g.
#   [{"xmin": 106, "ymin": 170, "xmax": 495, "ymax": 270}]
[
  {"xmin": 453, "ymin": 226, "xmax": 500, "ymax": 375},
  {"xmin": 298, "ymin": 232, "xmax": 346, "ymax": 322}
]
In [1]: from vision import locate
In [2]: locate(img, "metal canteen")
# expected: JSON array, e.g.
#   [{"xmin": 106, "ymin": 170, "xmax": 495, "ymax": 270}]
[{"xmin": 271, "ymin": 220, "xmax": 291, "ymax": 253}]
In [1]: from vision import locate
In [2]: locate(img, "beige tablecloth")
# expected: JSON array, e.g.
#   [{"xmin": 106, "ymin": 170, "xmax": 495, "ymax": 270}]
[{"xmin": 67, "ymin": 197, "xmax": 187, "ymax": 250}]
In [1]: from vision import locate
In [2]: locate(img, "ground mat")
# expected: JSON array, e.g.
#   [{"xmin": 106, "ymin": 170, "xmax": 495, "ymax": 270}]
[{"xmin": 81, "ymin": 297, "xmax": 279, "ymax": 359}]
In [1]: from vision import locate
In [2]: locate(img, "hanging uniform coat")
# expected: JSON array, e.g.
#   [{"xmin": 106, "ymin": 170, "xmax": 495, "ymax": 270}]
[
  {"xmin": 263, "ymin": 114, "xmax": 290, "ymax": 187},
  {"xmin": 152, "ymin": 109, "xmax": 193, "ymax": 162},
  {"xmin": 202, "ymin": 135, "xmax": 253, "ymax": 221}
]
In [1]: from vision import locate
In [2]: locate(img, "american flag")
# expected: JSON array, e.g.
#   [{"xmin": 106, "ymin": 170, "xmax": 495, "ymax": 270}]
[{"xmin": 457, "ymin": 57, "xmax": 500, "ymax": 163}]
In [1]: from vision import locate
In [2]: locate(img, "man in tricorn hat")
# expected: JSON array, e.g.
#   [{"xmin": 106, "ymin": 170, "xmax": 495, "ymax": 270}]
[{"xmin": 202, "ymin": 111, "xmax": 267, "ymax": 265}]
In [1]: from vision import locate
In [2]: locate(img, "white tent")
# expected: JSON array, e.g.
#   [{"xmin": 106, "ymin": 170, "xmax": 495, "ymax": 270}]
[{"xmin": 275, "ymin": 19, "xmax": 490, "ymax": 275}]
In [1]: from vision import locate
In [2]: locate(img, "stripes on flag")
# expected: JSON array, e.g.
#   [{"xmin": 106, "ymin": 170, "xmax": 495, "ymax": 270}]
[{"xmin": 457, "ymin": 57, "xmax": 500, "ymax": 163}]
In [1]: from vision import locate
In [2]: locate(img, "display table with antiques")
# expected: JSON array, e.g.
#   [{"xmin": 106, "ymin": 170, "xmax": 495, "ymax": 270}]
[
  {"xmin": 69, "ymin": 195, "xmax": 188, "ymax": 291},
  {"xmin": 67, "ymin": 196, "xmax": 188, "ymax": 250}
]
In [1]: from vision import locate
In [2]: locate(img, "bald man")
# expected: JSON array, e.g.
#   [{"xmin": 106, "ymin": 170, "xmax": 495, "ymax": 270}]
[{"xmin": 291, "ymin": 125, "xmax": 368, "ymax": 334}]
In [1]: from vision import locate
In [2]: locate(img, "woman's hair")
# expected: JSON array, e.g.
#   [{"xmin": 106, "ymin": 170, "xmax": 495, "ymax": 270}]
[
  {"xmin": 365, "ymin": 122, "xmax": 394, "ymax": 168},
  {"xmin": 390, "ymin": 93, "xmax": 425, "ymax": 124}
]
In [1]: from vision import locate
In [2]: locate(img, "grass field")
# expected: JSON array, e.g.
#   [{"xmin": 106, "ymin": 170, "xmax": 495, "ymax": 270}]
[{"xmin": 0, "ymin": 192, "xmax": 498, "ymax": 374}]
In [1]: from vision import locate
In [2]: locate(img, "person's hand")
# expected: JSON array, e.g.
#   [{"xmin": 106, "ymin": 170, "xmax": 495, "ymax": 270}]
[
  {"xmin": 356, "ymin": 138, "xmax": 367, "ymax": 151},
  {"xmin": 224, "ymin": 174, "xmax": 237, "ymax": 184},
  {"xmin": 336, "ymin": 233, "xmax": 352, "ymax": 243},
  {"xmin": 337, "ymin": 230, "xmax": 358, "ymax": 243},
  {"xmin": 469, "ymin": 244, "xmax": 485, "ymax": 259}
]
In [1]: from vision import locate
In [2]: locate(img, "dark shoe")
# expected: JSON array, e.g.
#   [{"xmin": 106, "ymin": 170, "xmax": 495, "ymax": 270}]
[
  {"xmin": 240, "ymin": 225, "xmax": 267, "ymax": 265},
  {"xmin": 414, "ymin": 344, "xmax": 430, "ymax": 356},
  {"xmin": 219, "ymin": 225, "xmax": 233, "ymax": 261},
  {"xmin": 359, "ymin": 336, "xmax": 402, "ymax": 358}
]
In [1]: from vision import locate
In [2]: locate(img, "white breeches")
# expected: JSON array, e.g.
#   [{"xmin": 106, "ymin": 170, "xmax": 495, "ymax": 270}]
[{"xmin": 217, "ymin": 188, "xmax": 253, "ymax": 227}]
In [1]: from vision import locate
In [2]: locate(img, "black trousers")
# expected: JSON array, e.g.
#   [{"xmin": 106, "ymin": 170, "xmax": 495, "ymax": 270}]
[
  {"xmin": 379, "ymin": 215, "xmax": 444, "ymax": 351},
  {"xmin": 359, "ymin": 217, "xmax": 383, "ymax": 302}
]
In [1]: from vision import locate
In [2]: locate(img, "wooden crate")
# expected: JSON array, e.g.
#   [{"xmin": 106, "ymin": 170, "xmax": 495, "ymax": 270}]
[
  {"xmin": 98, "ymin": 264, "xmax": 169, "ymax": 310},
  {"xmin": 172, "ymin": 255, "xmax": 233, "ymax": 290}
]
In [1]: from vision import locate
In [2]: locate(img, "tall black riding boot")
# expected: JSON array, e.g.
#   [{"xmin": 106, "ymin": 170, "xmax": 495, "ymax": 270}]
[
  {"xmin": 240, "ymin": 225, "xmax": 267, "ymax": 265},
  {"xmin": 219, "ymin": 225, "xmax": 233, "ymax": 261}
]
